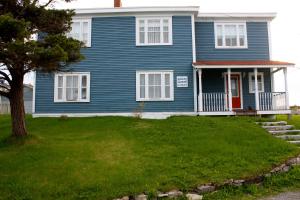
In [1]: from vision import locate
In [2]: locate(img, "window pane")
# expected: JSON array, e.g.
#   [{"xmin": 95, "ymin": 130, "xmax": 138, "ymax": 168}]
[
  {"xmin": 216, "ymin": 25, "xmax": 223, "ymax": 46},
  {"xmin": 163, "ymin": 32, "xmax": 169, "ymax": 43},
  {"xmin": 140, "ymin": 86, "xmax": 145, "ymax": 98},
  {"xmin": 82, "ymin": 75, "xmax": 87, "ymax": 87},
  {"xmin": 66, "ymin": 88, "xmax": 72, "ymax": 100},
  {"xmin": 148, "ymin": 19, "xmax": 161, "ymax": 44},
  {"xmin": 140, "ymin": 74, "xmax": 145, "ymax": 85},
  {"xmin": 149, "ymin": 86, "xmax": 155, "ymax": 98},
  {"xmin": 66, "ymin": 76, "xmax": 72, "ymax": 87},
  {"xmin": 73, "ymin": 76, "xmax": 78, "ymax": 87},
  {"xmin": 58, "ymin": 88, "xmax": 63, "ymax": 100},
  {"xmin": 139, "ymin": 32, "xmax": 145, "ymax": 44},
  {"xmin": 149, "ymin": 74, "xmax": 155, "ymax": 85},
  {"xmin": 163, "ymin": 19, "xmax": 169, "ymax": 43},
  {"xmin": 81, "ymin": 88, "xmax": 87, "ymax": 100},
  {"xmin": 225, "ymin": 25, "xmax": 237, "ymax": 46},
  {"xmin": 58, "ymin": 76, "xmax": 63, "ymax": 87},
  {"xmin": 165, "ymin": 74, "xmax": 170, "ymax": 85},
  {"xmin": 71, "ymin": 22, "xmax": 80, "ymax": 40},
  {"xmin": 154, "ymin": 86, "xmax": 161, "ymax": 98},
  {"xmin": 154, "ymin": 74, "xmax": 161, "ymax": 85},
  {"xmin": 165, "ymin": 86, "xmax": 170, "ymax": 98}
]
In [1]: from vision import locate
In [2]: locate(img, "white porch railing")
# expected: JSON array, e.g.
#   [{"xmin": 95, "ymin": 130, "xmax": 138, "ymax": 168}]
[
  {"xmin": 259, "ymin": 92, "xmax": 287, "ymax": 111},
  {"xmin": 202, "ymin": 93, "xmax": 228, "ymax": 112}
]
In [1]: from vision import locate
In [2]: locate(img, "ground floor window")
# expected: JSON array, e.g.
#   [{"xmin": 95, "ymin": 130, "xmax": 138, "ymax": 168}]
[
  {"xmin": 248, "ymin": 72, "xmax": 264, "ymax": 93},
  {"xmin": 136, "ymin": 71, "xmax": 174, "ymax": 101},
  {"xmin": 54, "ymin": 72, "xmax": 90, "ymax": 102}
]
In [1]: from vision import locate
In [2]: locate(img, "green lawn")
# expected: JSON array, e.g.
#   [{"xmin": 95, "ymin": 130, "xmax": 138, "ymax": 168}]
[
  {"xmin": 204, "ymin": 114, "xmax": 300, "ymax": 200},
  {"xmin": 0, "ymin": 115, "xmax": 299, "ymax": 200}
]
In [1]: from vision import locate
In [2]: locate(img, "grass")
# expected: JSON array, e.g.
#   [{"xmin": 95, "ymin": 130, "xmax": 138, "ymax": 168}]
[
  {"xmin": 204, "ymin": 114, "xmax": 300, "ymax": 200},
  {"xmin": 0, "ymin": 115, "xmax": 299, "ymax": 200}
]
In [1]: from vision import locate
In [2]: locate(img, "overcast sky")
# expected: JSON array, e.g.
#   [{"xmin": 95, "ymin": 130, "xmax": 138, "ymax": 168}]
[{"xmin": 32, "ymin": 0, "xmax": 300, "ymax": 105}]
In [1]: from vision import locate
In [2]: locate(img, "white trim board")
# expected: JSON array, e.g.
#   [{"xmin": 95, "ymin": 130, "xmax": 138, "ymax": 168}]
[
  {"xmin": 198, "ymin": 111, "xmax": 235, "ymax": 116},
  {"xmin": 32, "ymin": 112, "xmax": 197, "ymax": 119},
  {"xmin": 197, "ymin": 12, "xmax": 276, "ymax": 22},
  {"xmin": 257, "ymin": 110, "xmax": 291, "ymax": 115}
]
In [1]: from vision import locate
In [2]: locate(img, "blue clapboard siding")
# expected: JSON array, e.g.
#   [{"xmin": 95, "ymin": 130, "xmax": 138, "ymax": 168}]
[
  {"xmin": 35, "ymin": 16, "xmax": 194, "ymax": 113},
  {"xmin": 202, "ymin": 68, "xmax": 271, "ymax": 109},
  {"xmin": 196, "ymin": 22, "xmax": 270, "ymax": 60}
]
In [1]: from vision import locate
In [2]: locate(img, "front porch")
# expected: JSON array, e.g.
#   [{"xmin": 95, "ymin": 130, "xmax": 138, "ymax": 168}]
[{"xmin": 192, "ymin": 60, "xmax": 295, "ymax": 116}]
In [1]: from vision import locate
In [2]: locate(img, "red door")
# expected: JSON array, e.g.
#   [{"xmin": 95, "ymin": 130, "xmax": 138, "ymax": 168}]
[{"xmin": 226, "ymin": 74, "xmax": 242, "ymax": 109}]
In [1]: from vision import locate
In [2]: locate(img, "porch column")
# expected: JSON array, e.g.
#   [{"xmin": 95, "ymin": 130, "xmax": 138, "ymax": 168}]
[
  {"xmin": 254, "ymin": 68, "xmax": 260, "ymax": 111},
  {"xmin": 193, "ymin": 68, "xmax": 198, "ymax": 112},
  {"xmin": 227, "ymin": 68, "xmax": 232, "ymax": 111},
  {"xmin": 198, "ymin": 69, "xmax": 203, "ymax": 112},
  {"xmin": 284, "ymin": 68, "xmax": 289, "ymax": 109}
]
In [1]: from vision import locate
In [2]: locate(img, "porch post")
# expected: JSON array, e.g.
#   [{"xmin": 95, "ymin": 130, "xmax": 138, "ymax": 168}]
[
  {"xmin": 193, "ymin": 68, "xmax": 198, "ymax": 112},
  {"xmin": 254, "ymin": 68, "xmax": 260, "ymax": 111},
  {"xmin": 227, "ymin": 68, "xmax": 232, "ymax": 111},
  {"xmin": 283, "ymin": 68, "xmax": 289, "ymax": 109},
  {"xmin": 198, "ymin": 69, "xmax": 203, "ymax": 112}
]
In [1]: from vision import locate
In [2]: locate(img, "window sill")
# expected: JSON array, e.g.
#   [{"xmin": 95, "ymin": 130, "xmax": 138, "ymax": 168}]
[
  {"xmin": 136, "ymin": 99, "xmax": 174, "ymax": 102},
  {"xmin": 136, "ymin": 43, "xmax": 173, "ymax": 47},
  {"xmin": 54, "ymin": 100, "xmax": 90, "ymax": 103},
  {"xmin": 215, "ymin": 46, "xmax": 248, "ymax": 49}
]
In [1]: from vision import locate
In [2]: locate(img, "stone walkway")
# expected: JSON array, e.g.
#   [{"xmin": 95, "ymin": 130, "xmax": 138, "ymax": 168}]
[{"xmin": 261, "ymin": 191, "xmax": 300, "ymax": 200}]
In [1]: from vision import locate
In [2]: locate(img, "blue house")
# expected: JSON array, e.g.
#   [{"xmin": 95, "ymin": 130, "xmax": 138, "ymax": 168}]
[{"xmin": 33, "ymin": 0, "xmax": 295, "ymax": 119}]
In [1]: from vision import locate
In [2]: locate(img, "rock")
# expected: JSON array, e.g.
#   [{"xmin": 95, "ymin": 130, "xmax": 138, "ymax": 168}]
[
  {"xmin": 287, "ymin": 157, "xmax": 300, "ymax": 166},
  {"xmin": 167, "ymin": 190, "xmax": 183, "ymax": 198},
  {"xmin": 232, "ymin": 180, "xmax": 245, "ymax": 187},
  {"xmin": 157, "ymin": 192, "xmax": 168, "ymax": 198},
  {"xmin": 196, "ymin": 185, "xmax": 216, "ymax": 194},
  {"xmin": 186, "ymin": 193, "xmax": 203, "ymax": 200},
  {"xmin": 282, "ymin": 165, "xmax": 290, "ymax": 172},
  {"xmin": 264, "ymin": 173, "xmax": 271, "ymax": 178},
  {"xmin": 122, "ymin": 197, "xmax": 129, "ymax": 200},
  {"xmin": 223, "ymin": 179, "xmax": 234, "ymax": 185},
  {"xmin": 270, "ymin": 164, "xmax": 286, "ymax": 174},
  {"xmin": 135, "ymin": 194, "xmax": 147, "ymax": 200}
]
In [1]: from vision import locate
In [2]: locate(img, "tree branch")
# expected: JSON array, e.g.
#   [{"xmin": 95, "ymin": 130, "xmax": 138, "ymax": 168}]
[
  {"xmin": 0, "ymin": 71, "xmax": 12, "ymax": 84},
  {"xmin": 41, "ymin": 0, "xmax": 55, "ymax": 8}
]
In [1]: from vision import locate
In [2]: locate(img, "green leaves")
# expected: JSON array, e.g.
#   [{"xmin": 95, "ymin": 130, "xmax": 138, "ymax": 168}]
[{"xmin": 0, "ymin": 0, "xmax": 83, "ymax": 74}]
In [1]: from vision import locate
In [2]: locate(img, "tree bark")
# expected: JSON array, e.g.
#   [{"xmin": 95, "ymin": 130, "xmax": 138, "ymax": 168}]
[{"xmin": 9, "ymin": 77, "xmax": 27, "ymax": 137}]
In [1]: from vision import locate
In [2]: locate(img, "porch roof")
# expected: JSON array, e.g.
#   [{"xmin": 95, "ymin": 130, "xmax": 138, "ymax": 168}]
[{"xmin": 193, "ymin": 60, "xmax": 295, "ymax": 69}]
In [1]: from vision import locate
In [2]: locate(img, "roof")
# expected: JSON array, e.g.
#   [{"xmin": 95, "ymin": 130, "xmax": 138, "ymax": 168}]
[
  {"xmin": 193, "ymin": 60, "xmax": 295, "ymax": 69},
  {"xmin": 197, "ymin": 12, "xmax": 276, "ymax": 21},
  {"xmin": 74, "ymin": 6, "xmax": 200, "ymax": 15}
]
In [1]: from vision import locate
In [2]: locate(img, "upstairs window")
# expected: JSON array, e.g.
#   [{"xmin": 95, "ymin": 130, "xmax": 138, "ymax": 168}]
[
  {"xmin": 249, "ymin": 72, "xmax": 264, "ymax": 93},
  {"xmin": 136, "ymin": 17, "xmax": 172, "ymax": 46},
  {"xmin": 136, "ymin": 71, "xmax": 174, "ymax": 101},
  {"xmin": 215, "ymin": 22, "xmax": 247, "ymax": 48},
  {"xmin": 54, "ymin": 73, "xmax": 90, "ymax": 102},
  {"xmin": 67, "ymin": 19, "xmax": 92, "ymax": 47}
]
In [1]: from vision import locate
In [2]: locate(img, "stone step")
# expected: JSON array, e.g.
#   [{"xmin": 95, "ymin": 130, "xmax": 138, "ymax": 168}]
[
  {"xmin": 276, "ymin": 135, "xmax": 300, "ymax": 140},
  {"xmin": 269, "ymin": 130, "xmax": 300, "ymax": 135},
  {"xmin": 256, "ymin": 121, "xmax": 287, "ymax": 126},
  {"xmin": 288, "ymin": 141, "xmax": 300, "ymax": 145},
  {"xmin": 262, "ymin": 125, "xmax": 294, "ymax": 131}
]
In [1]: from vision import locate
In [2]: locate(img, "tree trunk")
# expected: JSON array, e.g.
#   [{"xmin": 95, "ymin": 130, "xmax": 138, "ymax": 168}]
[{"xmin": 9, "ymin": 78, "xmax": 27, "ymax": 137}]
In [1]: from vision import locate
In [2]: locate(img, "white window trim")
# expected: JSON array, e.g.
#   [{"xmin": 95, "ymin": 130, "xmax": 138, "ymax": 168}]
[
  {"xmin": 54, "ymin": 72, "xmax": 91, "ymax": 103},
  {"xmin": 136, "ymin": 70, "xmax": 174, "ymax": 101},
  {"xmin": 68, "ymin": 18, "xmax": 92, "ymax": 47},
  {"xmin": 248, "ymin": 72, "xmax": 264, "ymax": 93},
  {"xmin": 136, "ymin": 16, "xmax": 173, "ymax": 46},
  {"xmin": 214, "ymin": 22, "xmax": 248, "ymax": 49}
]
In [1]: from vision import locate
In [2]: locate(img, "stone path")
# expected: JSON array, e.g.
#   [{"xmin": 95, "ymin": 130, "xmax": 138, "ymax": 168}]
[{"xmin": 261, "ymin": 191, "xmax": 300, "ymax": 200}]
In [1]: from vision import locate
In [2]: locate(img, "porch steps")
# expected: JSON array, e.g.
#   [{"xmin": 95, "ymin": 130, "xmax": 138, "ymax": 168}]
[
  {"xmin": 257, "ymin": 121, "xmax": 300, "ymax": 146},
  {"xmin": 256, "ymin": 121, "xmax": 287, "ymax": 126},
  {"xmin": 262, "ymin": 125, "xmax": 294, "ymax": 131},
  {"xmin": 269, "ymin": 130, "xmax": 300, "ymax": 135}
]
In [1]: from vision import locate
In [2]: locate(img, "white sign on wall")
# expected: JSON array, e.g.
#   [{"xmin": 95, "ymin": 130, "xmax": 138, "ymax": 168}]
[{"xmin": 176, "ymin": 76, "xmax": 188, "ymax": 87}]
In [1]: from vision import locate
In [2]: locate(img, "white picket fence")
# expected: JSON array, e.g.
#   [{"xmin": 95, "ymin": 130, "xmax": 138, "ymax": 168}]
[{"xmin": 0, "ymin": 101, "xmax": 32, "ymax": 114}]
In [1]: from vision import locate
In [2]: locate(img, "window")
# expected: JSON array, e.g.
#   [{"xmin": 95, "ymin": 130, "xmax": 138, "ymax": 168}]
[
  {"xmin": 248, "ymin": 72, "xmax": 264, "ymax": 93},
  {"xmin": 136, "ymin": 71, "xmax": 174, "ymax": 101},
  {"xmin": 67, "ymin": 19, "xmax": 92, "ymax": 47},
  {"xmin": 54, "ymin": 73, "xmax": 90, "ymax": 102},
  {"xmin": 215, "ymin": 22, "xmax": 247, "ymax": 48},
  {"xmin": 136, "ymin": 17, "xmax": 172, "ymax": 46}
]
